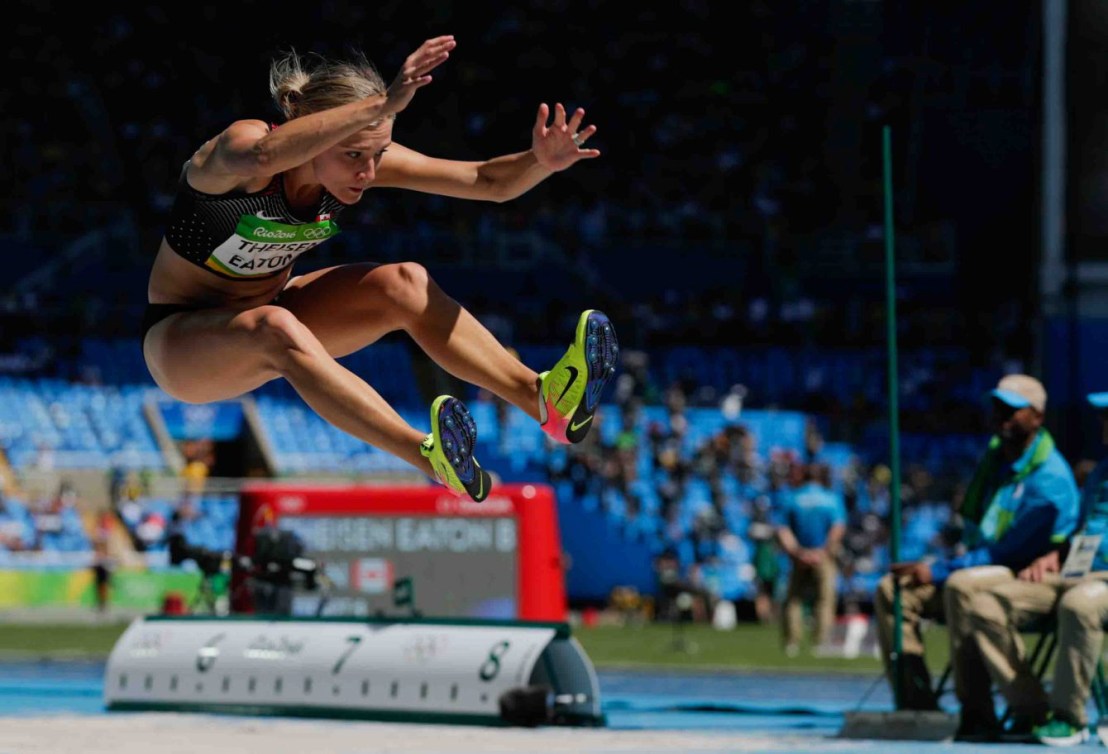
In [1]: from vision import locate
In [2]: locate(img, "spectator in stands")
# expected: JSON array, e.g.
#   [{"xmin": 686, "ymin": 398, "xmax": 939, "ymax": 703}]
[
  {"xmin": 0, "ymin": 488, "xmax": 29, "ymax": 551},
  {"xmin": 652, "ymin": 547, "xmax": 710, "ymax": 624},
  {"xmin": 139, "ymin": 36, "xmax": 616, "ymax": 505},
  {"xmin": 874, "ymin": 374, "xmax": 1080, "ymax": 718},
  {"xmin": 775, "ymin": 462, "xmax": 846, "ymax": 656},
  {"xmin": 134, "ymin": 511, "xmax": 168, "ymax": 552},
  {"xmin": 748, "ymin": 493, "xmax": 781, "ymax": 624},
  {"xmin": 181, "ymin": 440, "xmax": 211, "ymax": 495},
  {"xmin": 32, "ymin": 481, "xmax": 77, "ymax": 549},
  {"xmin": 91, "ymin": 535, "xmax": 113, "ymax": 614},
  {"xmin": 866, "ymin": 464, "xmax": 893, "ymax": 518},
  {"xmin": 111, "ymin": 470, "xmax": 145, "ymax": 510},
  {"xmin": 959, "ymin": 390, "xmax": 1108, "ymax": 744},
  {"xmin": 33, "ymin": 443, "xmax": 55, "ymax": 473},
  {"xmin": 1073, "ymin": 458, "xmax": 1097, "ymax": 491}
]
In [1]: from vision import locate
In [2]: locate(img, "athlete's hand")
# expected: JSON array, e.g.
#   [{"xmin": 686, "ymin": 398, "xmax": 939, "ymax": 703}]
[
  {"xmin": 532, "ymin": 103, "xmax": 601, "ymax": 171},
  {"xmin": 384, "ymin": 36, "xmax": 456, "ymax": 116}
]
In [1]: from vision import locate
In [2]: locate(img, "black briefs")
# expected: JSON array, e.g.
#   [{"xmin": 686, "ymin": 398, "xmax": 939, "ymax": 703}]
[{"xmin": 140, "ymin": 303, "xmax": 198, "ymax": 343}]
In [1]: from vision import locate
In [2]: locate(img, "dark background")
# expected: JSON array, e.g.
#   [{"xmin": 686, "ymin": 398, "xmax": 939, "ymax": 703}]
[{"xmin": 5, "ymin": 0, "xmax": 1099, "ymax": 456}]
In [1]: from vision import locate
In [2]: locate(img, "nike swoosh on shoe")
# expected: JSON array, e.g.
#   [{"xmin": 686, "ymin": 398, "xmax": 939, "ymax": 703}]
[
  {"xmin": 556, "ymin": 366, "xmax": 579, "ymax": 405},
  {"xmin": 569, "ymin": 415, "xmax": 593, "ymax": 433}
]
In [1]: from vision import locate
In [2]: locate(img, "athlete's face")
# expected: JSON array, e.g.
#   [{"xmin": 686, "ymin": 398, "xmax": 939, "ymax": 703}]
[{"xmin": 314, "ymin": 121, "xmax": 394, "ymax": 204}]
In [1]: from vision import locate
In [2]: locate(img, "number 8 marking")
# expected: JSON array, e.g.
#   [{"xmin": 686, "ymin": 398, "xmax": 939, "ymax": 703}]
[{"xmin": 479, "ymin": 640, "xmax": 510, "ymax": 681}]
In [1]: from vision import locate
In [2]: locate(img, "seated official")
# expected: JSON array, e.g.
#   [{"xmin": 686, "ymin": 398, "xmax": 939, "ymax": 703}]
[
  {"xmin": 960, "ymin": 390, "xmax": 1108, "ymax": 744},
  {"xmin": 874, "ymin": 375, "xmax": 1079, "ymax": 713}
]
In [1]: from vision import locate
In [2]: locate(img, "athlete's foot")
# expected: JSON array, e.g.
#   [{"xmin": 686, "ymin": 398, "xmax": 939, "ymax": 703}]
[
  {"xmin": 539, "ymin": 310, "xmax": 619, "ymax": 444},
  {"xmin": 420, "ymin": 395, "xmax": 492, "ymax": 502}
]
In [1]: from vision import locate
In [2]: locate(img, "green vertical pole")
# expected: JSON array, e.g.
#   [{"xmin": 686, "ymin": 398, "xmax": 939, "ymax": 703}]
[{"xmin": 882, "ymin": 125, "xmax": 904, "ymax": 711}]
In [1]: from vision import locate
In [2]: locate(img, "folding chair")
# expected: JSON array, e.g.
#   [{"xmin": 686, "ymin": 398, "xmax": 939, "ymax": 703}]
[
  {"xmin": 997, "ymin": 616, "xmax": 1057, "ymax": 725},
  {"xmin": 995, "ymin": 618, "xmax": 1108, "ymax": 730},
  {"xmin": 1091, "ymin": 658, "xmax": 1108, "ymax": 720},
  {"xmin": 931, "ymin": 617, "xmax": 1057, "ymax": 710}
]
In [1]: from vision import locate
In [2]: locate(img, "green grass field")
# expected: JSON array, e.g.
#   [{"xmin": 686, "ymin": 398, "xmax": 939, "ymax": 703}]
[
  {"xmin": 575, "ymin": 621, "xmax": 950, "ymax": 674},
  {"xmin": 0, "ymin": 622, "xmax": 132, "ymax": 658},
  {"xmin": 0, "ymin": 618, "xmax": 953, "ymax": 676}
]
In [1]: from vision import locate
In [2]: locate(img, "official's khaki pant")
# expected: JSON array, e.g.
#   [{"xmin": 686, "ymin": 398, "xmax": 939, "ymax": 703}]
[
  {"xmin": 1053, "ymin": 578, "xmax": 1108, "ymax": 725},
  {"xmin": 782, "ymin": 556, "xmax": 838, "ymax": 647},
  {"xmin": 875, "ymin": 566, "xmax": 1014, "ymax": 705},
  {"xmin": 942, "ymin": 566, "xmax": 1017, "ymax": 714},
  {"xmin": 967, "ymin": 573, "xmax": 1062, "ymax": 718},
  {"xmin": 970, "ymin": 572, "xmax": 1108, "ymax": 725},
  {"xmin": 875, "ymin": 573, "xmax": 941, "ymax": 663}
]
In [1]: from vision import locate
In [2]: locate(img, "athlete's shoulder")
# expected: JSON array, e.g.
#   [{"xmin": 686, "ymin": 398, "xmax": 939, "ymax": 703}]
[
  {"xmin": 221, "ymin": 118, "xmax": 272, "ymax": 140},
  {"xmin": 192, "ymin": 119, "xmax": 270, "ymax": 165},
  {"xmin": 189, "ymin": 119, "xmax": 273, "ymax": 194}
]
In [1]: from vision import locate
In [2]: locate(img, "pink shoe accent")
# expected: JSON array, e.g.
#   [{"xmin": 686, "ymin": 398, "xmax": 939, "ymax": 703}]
[
  {"xmin": 540, "ymin": 392, "xmax": 572, "ymax": 445},
  {"xmin": 431, "ymin": 470, "xmax": 467, "ymax": 498},
  {"xmin": 425, "ymin": 454, "xmax": 468, "ymax": 498}
]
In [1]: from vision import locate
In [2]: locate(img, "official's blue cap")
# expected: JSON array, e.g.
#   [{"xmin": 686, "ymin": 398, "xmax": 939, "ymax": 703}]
[
  {"xmin": 992, "ymin": 389, "xmax": 1031, "ymax": 409},
  {"xmin": 1088, "ymin": 392, "xmax": 1108, "ymax": 409},
  {"xmin": 989, "ymin": 374, "xmax": 1046, "ymax": 413}
]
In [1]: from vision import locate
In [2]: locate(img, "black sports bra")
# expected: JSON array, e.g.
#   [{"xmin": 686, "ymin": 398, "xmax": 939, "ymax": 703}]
[{"xmin": 163, "ymin": 162, "xmax": 346, "ymax": 280}]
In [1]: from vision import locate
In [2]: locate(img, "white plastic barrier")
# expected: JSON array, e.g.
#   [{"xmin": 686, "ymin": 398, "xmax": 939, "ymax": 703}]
[{"xmin": 104, "ymin": 615, "xmax": 602, "ymax": 726}]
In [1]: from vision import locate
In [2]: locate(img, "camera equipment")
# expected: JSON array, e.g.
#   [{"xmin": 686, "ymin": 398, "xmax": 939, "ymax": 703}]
[
  {"xmin": 498, "ymin": 685, "xmax": 592, "ymax": 727},
  {"xmin": 250, "ymin": 526, "xmax": 319, "ymax": 590},
  {"xmin": 167, "ymin": 516, "xmax": 329, "ymax": 616},
  {"xmin": 167, "ymin": 531, "xmax": 229, "ymax": 577},
  {"xmin": 240, "ymin": 526, "xmax": 328, "ymax": 616},
  {"xmin": 166, "ymin": 524, "xmax": 234, "ymax": 615}
]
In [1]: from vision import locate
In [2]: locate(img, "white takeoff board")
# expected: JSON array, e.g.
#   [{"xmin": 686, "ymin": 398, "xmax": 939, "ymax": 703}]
[{"xmin": 104, "ymin": 616, "xmax": 603, "ymax": 726}]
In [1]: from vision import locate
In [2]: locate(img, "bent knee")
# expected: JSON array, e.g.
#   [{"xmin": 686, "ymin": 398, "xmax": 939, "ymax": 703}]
[
  {"xmin": 372, "ymin": 261, "xmax": 432, "ymax": 314},
  {"xmin": 391, "ymin": 260, "xmax": 430, "ymax": 288},
  {"xmin": 875, "ymin": 573, "xmax": 896, "ymax": 611},
  {"xmin": 967, "ymin": 591, "xmax": 1005, "ymax": 628},
  {"xmin": 228, "ymin": 304, "xmax": 309, "ymax": 344},
  {"xmin": 1059, "ymin": 579, "xmax": 1108, "ymax": 624},
  {"xmin": 944, "ymin": 565, "xmax": 1010, "ymax": 596},
  {"xmin": 241, "ymin": 306, "xmax": 324, "ymax": 369}
]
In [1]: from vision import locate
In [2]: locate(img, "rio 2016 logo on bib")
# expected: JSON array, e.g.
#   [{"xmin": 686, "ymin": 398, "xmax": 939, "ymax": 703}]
[{"xmin": 204, "ymin": 214, "xmax": 341, "ymax": 278}]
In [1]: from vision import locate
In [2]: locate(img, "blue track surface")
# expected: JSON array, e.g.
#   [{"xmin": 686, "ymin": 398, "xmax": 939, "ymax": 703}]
[{"xmin": 0, "ymin": 662, "xmax": 1101, "ymax": 750}]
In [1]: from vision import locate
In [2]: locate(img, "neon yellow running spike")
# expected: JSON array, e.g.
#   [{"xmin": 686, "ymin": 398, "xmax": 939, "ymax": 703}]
[
  {"xmin": 420, "ymin": 395, "xmax": 491, "ymax": 502},
  {"xmin": 539, "ymin": 310, "xmax": 619, "ymax": 444}
]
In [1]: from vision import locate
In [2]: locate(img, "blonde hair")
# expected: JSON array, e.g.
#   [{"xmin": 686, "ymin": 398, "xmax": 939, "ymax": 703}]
[{"xmin": 268, "ymin": 49, "xmax": 388, "ymax": 121}]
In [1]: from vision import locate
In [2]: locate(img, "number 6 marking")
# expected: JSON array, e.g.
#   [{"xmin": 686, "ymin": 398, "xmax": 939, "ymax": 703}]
[
  {"xmin": 332, "ymin": 635, "xmax": 362, "ymax": 675},
  {"xmin": 196, "ymin": 633, "xmax": 226, "ymax": 673}
]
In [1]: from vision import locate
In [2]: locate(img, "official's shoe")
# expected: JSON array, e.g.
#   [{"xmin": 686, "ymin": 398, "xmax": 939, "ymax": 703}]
[
  {"xmin": 539, "ymin": 310, "xmax": 619, "ymax": 444},
  {"xmin": 998, "ymin": 714, "xmax": 1038, "ymax": 743},
  {"xmin": 420, "ymin": 395, "xmax": 491, "ymax": 502},
  {"xmin": 1033, "ymin": 715, "xmax": 1090, "ymax": 747},
  {"xmin": 999, "ymin": 707, "xmax": 1048, "ymax": 743},
  {"xmin": 953, "ymin": 709, "xmax": 1000, "ymax": 743}
]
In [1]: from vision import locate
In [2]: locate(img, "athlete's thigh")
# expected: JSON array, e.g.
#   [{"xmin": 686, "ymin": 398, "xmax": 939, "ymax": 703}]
[
  {"xmin": 278, "ymin": 262, "xmax": 405, "ymax": 358},
  {"xmin": 143, "ymin": 308, "xmax": 280, "ymax": 403}
]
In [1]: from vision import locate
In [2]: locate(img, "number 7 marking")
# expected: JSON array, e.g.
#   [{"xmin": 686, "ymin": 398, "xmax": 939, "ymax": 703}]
[{"xmin": 333, "ymin": 635, "xmax": 362, "ymax": 675}]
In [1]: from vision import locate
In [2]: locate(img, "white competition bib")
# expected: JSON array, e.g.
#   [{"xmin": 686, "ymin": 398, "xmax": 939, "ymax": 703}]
[
  {"xmin": 1062, "ymin": 533, "xmax": 1103, "ymax": 579},
  {"xmin": 205, "ymin": 214, "xmax": 339, "ymax": 278}
]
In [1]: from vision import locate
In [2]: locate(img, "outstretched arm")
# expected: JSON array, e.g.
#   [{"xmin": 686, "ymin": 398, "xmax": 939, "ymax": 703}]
[
  {"xmin": 374, "ymin": 102, "xmax": 601, "ymax": 202},
  {"xmin": 188, "ymin": 36, "xmax": 457, "ymax": 194}
]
